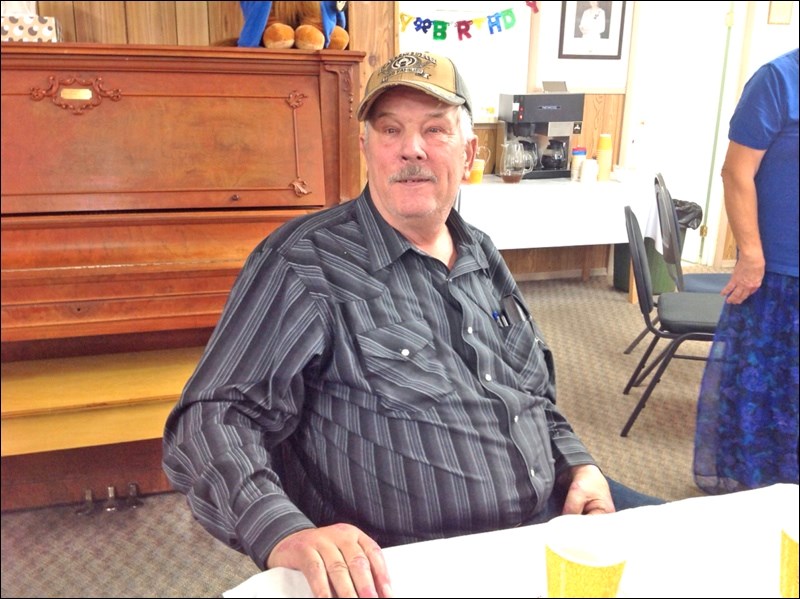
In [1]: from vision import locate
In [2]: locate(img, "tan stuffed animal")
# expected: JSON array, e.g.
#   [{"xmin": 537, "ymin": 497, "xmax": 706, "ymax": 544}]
[
  {"xmin": 265, "ymin": 1, "xmax": 349, "ymax": 50},
  {"xmin": 238, "ymin": 1, "xmax": 349, "ymax": 50}
]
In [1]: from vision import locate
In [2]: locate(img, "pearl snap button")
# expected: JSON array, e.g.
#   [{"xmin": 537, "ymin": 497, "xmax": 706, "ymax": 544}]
[
  {"xmin": 484, "ymin": 373, "xmax": 492, "ymax": 381},
  {"xmin": 401, "ymin": 348, "xmax": 410, "ymax": 357}
]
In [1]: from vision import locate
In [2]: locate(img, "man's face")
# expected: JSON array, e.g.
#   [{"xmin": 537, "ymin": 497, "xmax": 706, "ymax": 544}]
[{"xmin": 360, "ymin": 87, "xmax": 476, "ymax": 232}]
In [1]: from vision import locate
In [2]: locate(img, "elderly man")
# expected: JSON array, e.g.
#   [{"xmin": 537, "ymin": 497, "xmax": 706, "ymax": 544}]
[{"xmin": 163, "ymin": 51, "xmax": 661, "ymax": 598}]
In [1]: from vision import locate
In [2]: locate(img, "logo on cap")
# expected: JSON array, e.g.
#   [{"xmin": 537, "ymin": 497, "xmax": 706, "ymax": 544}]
[{"xmin": 379, "ymin": 53, "xmax": 437, "ymax": 83}]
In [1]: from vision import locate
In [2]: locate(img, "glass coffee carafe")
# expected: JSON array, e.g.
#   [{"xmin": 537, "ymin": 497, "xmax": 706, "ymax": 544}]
[
  {"xmin": 541, "ymin": 139, "xmax": 566, "ymax": 170},
  {"xmin": 500, "ymin": 141, "xmax": 535, "ymax": 183}
]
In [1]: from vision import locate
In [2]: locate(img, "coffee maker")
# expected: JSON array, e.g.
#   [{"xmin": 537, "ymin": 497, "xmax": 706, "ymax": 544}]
[{"xmin": 498, "ymin": 93, "xmax": 585, "ymax": 179}]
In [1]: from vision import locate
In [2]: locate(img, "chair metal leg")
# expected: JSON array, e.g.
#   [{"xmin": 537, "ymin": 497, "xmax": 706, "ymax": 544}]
[
  {"xmin": 620, "ymin": 336, "xmax": 694, "ymax": 437},
  {"xmin": 630, "ymin": 342, "xmax": 674, "ymax": 388},
  {"xmin": 632, "ymin": 343, "xmax": 712, "ymax": 389},
  {"xmin": 623, "ymin": 327, "xmax": 649, "ymax": 355},
  {"xmin": 623, "ymin": 316, "xmax": 659, "ymax": 355},
  {"xmin": 623, "ymin": 335, "xmax": 660, "ymax": 394}
]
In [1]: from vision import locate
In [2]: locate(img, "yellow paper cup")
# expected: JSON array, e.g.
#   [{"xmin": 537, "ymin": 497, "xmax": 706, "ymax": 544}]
[
  {"xmin": 545, "ymin": 515, "xmax": 626, "ymax": 598},
  {"xmin": 468, "ymin": 159, "xmax": 486, "ymax": 184},
  {"xmin": 781, "ymin": 527, "xmax": 799, "ymax": 598}
]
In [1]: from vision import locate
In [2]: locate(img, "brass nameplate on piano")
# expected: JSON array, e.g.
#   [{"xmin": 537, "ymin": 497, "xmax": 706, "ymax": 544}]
[{"xmin": 60, "ymin": 88, "xmax": 93, "ymax": 101}]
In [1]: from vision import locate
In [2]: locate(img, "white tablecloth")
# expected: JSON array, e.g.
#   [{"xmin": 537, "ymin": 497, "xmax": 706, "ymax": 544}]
[
  {"xmin": 456, "ymin": 174, "xmax": 660, "ymax": 251},
  {"xmin": 224, "ymin": 483, "xmax": 799, "ymax": 598}
]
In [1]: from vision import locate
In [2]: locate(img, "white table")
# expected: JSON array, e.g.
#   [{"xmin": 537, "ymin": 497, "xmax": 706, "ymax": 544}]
[
  {"xmin": 225, "ymin": 483, "xmax": 799, "ymax": 598},
  {"xmin": 456, "ymin": 174, "xmax": 660, "ymax": 251}
]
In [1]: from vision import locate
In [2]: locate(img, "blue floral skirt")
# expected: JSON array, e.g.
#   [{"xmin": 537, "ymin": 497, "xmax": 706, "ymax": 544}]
[{"xmin": 694, "ymin": 271, "xmax": 799, "ymax": 494}]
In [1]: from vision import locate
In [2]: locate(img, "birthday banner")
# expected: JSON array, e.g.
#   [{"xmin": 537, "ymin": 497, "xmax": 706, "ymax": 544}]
[{"xmin": 399, "ymin": 1, "xmax": 538, "ymax": 42}]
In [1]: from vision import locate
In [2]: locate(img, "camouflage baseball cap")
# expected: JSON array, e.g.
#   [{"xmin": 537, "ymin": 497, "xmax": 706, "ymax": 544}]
[{"xmin": 357, "ymin": 51, "xmax": 472, "ymax": 121}]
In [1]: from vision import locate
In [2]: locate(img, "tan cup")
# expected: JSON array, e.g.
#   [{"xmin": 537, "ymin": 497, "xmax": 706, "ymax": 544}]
[
  {"xmin": 545, "ymin": 515, "xmax": 626, "ymax": 598},
  {"xmin": 468, "ymin": 159, "xmax": 486, "ymax": 184},
  {"xmin": 781, "ymin": 527, "xmax": 799, "ymax": 598}
]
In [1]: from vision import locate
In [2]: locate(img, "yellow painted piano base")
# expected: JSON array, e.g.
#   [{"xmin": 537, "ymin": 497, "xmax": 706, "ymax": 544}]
[{"xmin": 1, "ymin": 347, "xmax": 203, "ymax": 456}]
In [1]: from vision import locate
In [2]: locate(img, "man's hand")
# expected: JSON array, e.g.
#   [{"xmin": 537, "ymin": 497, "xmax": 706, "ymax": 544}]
[
  {"xmin": 267, "ymin": 523, "xmax": 393, "ymax": 598},
  {"xmin": 560, "ymin": 464, "xmax": 616, "ymax": 516}
]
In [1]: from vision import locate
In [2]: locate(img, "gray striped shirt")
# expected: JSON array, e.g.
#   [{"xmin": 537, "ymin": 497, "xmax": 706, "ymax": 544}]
[{"xmin": 163, "ymin": 188, "xmax": 595, "ymax": 569}]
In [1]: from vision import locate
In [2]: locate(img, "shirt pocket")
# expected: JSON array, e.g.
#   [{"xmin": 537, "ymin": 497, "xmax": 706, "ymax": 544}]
[
  {"xmin": 356, "ymin": 318, "xmax": 454, "ymax": 413},
  {"xmin": 501, "ymin": 319, "xmax": 552, "ymax": 397}
]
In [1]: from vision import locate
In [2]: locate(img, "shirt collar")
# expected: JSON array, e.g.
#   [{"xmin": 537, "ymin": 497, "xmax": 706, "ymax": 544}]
[{"xmin": 354, "ymin": 187, "xmax": 489, "ymax": 273}]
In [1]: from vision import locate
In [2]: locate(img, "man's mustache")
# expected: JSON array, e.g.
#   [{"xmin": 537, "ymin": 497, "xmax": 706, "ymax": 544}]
[{"xmin": 389, "ymin": 165, "xmax": 438, "ymax": 183}]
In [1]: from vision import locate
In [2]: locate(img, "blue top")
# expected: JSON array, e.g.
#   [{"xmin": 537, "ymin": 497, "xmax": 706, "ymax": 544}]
[{"xmin": 728, "ymin": 48, "xmax": 799, "ymax": 277}]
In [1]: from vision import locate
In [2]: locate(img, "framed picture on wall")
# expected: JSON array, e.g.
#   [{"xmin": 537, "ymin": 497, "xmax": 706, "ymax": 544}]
[{"xmin": 559, "ymin": 1, "xmax": 627, "ymax": 59}]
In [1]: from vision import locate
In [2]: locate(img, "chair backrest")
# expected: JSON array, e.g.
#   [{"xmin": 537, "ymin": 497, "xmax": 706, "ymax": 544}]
[
  {"xmin": 624, "ymin": 206, "xmax": 656, "ymax": 318},
  {"xmin": 654, "ymin": 173, "xmax": 686, "ymax": 291}
]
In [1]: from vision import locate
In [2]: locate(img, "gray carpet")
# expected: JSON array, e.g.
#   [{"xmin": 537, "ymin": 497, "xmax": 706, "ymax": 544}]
[{"xmin": 1, "ymin": 275, "xmax": 721, "ymax": 598}]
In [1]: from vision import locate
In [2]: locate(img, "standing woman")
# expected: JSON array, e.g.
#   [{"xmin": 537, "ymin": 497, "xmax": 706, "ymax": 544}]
[{"xmin": 694, "ymin": 48, "xmax": 799, "ymax": 494}]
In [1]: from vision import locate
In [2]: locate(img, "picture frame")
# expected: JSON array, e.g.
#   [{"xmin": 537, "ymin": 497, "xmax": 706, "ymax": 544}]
[
  {"xmin": 559, "ymin": 1, "xmax": 627, "ymax": 60},
  {"xmin": 767, "ymin": 1, "xmax": 793, "ymax": 24}
]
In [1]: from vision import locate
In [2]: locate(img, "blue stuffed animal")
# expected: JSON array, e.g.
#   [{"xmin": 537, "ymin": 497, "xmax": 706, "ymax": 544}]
[{"xmin": 238, "ymin": 1, "xmax": 348, "ymax": 50}]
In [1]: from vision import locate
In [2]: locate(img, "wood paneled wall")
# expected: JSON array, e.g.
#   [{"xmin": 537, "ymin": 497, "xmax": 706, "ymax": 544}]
[
  {"xmin": 575, "ymin": 93, "xmax": 625, "ymax": 166},
  {"xmin": 38, "ymin": 1, "xmax": 241, "ymax": 45},
  {"xmin": 722, "ymin": 223, "xmax": 737, "ymax": 264}
]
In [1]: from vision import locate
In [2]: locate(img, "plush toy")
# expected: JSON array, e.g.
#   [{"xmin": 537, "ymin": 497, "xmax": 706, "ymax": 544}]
[{"xmin": 238, "ymin": 1, "xmax": 349, "ymax": 50}]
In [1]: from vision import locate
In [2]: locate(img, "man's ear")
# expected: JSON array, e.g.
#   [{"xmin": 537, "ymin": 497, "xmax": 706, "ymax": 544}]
[
  {"xmin": 359, "ymin": 126, "xmax": 367, "ymax": 154},
  {"xmin": 465, "ymin": 136, "xmax": 478, "ymax": 170}
]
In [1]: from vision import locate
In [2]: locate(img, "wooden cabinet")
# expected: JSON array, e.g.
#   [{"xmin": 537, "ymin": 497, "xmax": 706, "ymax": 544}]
[
  {"xmin": 1, "ymin": 43, "xmax": 364, "ymax": 510},
  {"xmin": 1, "ymin": 43, "xmax": 364, "ymax": 356}
]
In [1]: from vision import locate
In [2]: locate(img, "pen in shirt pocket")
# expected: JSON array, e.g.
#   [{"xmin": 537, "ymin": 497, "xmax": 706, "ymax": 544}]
[
  {"xmin": 502, "ymin": 294, "xmax": 543, "ymax": 345},
  {"xmin": 501, "ymin": 294, "xmax": 529, "ymax": 324},
  {"xmin": 491, "ymin": 309, "xmax": 509, "ymax": 327}
]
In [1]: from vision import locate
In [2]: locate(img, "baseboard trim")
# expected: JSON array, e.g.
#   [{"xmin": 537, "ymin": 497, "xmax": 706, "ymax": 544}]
[{"xmin": 513, "ymin": 267, "xmax": 609, "ymax": 282}]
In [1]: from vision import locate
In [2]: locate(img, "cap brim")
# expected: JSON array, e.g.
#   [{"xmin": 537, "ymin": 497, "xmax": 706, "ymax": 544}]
[{"xmin": 357, "ymin": 82, "xmax": 466, "ymax": 121}]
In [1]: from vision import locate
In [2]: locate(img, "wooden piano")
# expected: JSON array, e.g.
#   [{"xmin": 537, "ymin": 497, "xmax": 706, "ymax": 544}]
[{"xmin": 0, "ymin": 43, "xmax": 364, "ymax": 510}]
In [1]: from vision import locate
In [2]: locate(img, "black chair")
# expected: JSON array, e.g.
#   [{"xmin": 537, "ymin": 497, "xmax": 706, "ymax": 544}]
[
  {"xmin": 623, "ymin": 174, "xmax": 729, "ymax": 355},
  {"xmin": 620, "ymin": 206, "xmax": 725, "ymax": 437},
  {"xmin": 654, "ymin": 173, "xmax": 730, "ymax": 293}
]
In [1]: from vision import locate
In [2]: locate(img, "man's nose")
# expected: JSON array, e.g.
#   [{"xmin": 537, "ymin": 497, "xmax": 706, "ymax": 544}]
[{"xmin": 400, "ymin": 132, "xmax": 426, "ymax": 160}]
